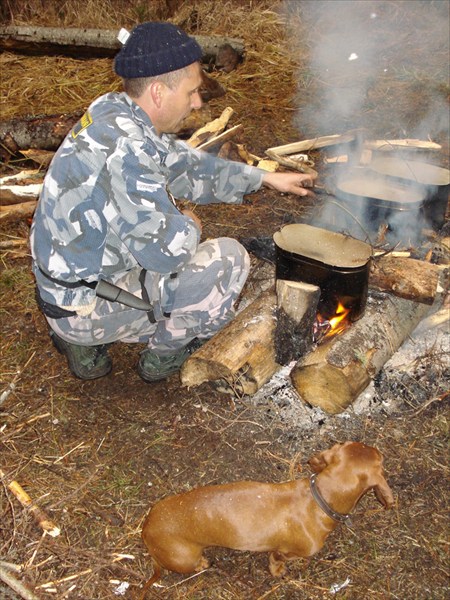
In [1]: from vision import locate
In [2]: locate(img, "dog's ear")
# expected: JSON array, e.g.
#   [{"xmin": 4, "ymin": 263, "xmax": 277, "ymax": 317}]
[
  {"xmin": 308, "ymin": 443, "xmax": 343, "ymax": 472},
  {"xmin": 373, "ymin": 474, "xmax": 395, "ymax": 508},
  {"xmin": 309, "ymin": 452, "xmax": 327, "ymax": 473}
]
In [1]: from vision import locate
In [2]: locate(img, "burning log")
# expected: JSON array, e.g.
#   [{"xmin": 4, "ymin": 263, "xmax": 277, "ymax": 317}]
[
  {"xmin": 275, "ymin": 279, "xmax": 320, "ymax": 365},
  {"xmin": 370, "ymin": 256, "xmax": 448, "ymax": 305},
  {"xmin": 290, "ymin": 295, "xmax": 431, "ymax": 415},
  {"xmin": 181, "ymin": 289, "xmax": 279, "ymax": 395}
]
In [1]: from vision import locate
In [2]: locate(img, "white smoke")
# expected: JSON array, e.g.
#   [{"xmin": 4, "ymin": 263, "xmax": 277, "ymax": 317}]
[
  {"xmin": 282, "ymin": 0, "xmax": 450, "ymax": 142},
  {"xmin": 281, "ymin": 0, "xmax": 449, "ymax": 245}
]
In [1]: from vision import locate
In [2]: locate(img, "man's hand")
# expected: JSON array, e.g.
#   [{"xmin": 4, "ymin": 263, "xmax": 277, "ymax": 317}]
[{"xmin": 262, "ymin": 171, "xmax": 317, "ymax": 197}]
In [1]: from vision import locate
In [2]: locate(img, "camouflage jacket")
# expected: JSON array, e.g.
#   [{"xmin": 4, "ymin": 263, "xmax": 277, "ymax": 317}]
[{"xmin": 30, "ymin": 92, "xmax": 264, "ymax": 309}]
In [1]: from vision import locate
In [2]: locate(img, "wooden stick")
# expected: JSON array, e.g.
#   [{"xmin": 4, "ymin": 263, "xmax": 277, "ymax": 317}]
[
  {"xmin": 266, "ymin": 133, "xmax": 356, "ymax": 155},
  {"xmin": 197, "ymin": 124, "xmax": 244, "ymax": 151},
  {"xmin": 187, "ymin": 107, "xmax": 234, "ymax": 148},
  {"xmin": 0, "ymin": 467, "xmax": 60, "ymax": 537},
  {"xmin": 0, "ymin": 566, "xmax": 39, "ymax": 600},
  {"xmin": 363, "ymin": 138, "xmax": 441, "ymax": 151}
]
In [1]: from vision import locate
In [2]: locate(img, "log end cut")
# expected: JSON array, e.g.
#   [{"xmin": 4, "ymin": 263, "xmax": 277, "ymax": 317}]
[{"xmin": 290, "ymin": 363, "xmax": 353, "ymax": 415}]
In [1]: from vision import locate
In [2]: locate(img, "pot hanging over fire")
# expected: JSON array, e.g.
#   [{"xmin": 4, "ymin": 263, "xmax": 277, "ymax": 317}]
[{"xmin": 273, "ymin": 223, "xmax": 372, "ymax": 323}]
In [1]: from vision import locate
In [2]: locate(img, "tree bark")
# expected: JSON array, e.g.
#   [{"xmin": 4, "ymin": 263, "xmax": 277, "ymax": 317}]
[
  {"xmin": 0, "ymin": 25, "xmax": 245, "ymax": 63},
  {"xmin": 180, "ymin": 289, "xmax": 279, "ymax": 395},
  {"xmin": 290, "ymin": 295, "xmax": 431, "ymax": 414},
  {"xmin": 0, "ymin": 112, "xmax": 81, "ymax": 155}
]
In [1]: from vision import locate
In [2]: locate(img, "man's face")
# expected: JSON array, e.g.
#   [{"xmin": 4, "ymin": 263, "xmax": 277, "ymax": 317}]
[{"xmin": 158, "ymin": 62, "xmax": 203, "ymax": 134}]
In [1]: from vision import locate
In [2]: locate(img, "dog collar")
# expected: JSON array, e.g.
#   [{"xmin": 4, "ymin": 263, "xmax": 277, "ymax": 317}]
[{"xmin": 309, "ymin": 473, "xmax": 352, "ymax": 527}]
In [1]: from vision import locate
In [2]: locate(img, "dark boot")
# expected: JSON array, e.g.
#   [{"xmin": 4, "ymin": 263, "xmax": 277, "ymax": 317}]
[
  {"xmin": 50, "ymin": 330, "xmax": 112, "ymax": 380},
  {"xmin": 137, "ymin": 338, "xmax": 203, "ymax": 382}
]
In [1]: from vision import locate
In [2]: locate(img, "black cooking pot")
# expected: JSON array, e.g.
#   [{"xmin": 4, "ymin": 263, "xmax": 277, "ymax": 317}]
[
  {"xmin": 368, "ymin": 157, "xmax": 450, "ymax": 230},
  {"xmin": 273, "ymin": 224, "xmax": 372, "ymax": 321},
  {"xmin": 335, "ymin": 167, "xmax": 428, "ymax": 232}
]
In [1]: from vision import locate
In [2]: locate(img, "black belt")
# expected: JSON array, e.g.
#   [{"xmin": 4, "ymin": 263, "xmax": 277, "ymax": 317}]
[{"xmin": 36, "ymin": 267, "xmax": 157, "ymax": 322}]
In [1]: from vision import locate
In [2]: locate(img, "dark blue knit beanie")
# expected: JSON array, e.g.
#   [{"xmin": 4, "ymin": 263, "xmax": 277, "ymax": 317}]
[{"xmin": 114, "ymin": 22, "xmax": 203, "ymax": 78}]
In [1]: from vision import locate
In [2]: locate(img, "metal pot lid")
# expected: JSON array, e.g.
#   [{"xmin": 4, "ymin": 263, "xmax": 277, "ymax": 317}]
[
  {"xmin": 337, "ymin": 167, "xmax": 426, "ymax": 204},
  {"xmin": 369, "ymin": 157, "xmax": 450, "ymax": 186},
  {"xmin": 273, "ymin": 223, "xmax": 372, "ymax": 268}
]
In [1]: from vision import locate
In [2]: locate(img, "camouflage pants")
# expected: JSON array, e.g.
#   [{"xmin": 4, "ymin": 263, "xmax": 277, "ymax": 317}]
[{"xmin": 46, "ymin": 238, "xmax": 250, "ymax": 354}]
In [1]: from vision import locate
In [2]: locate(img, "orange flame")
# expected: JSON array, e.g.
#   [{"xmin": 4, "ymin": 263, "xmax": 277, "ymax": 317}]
[
  {"xmin": 315, "ymin": 300, "xmax": 352, "ymax": 341},
  {"xmin": 327, "ymin": 301, "xmax": 351, "ymax": 335}
]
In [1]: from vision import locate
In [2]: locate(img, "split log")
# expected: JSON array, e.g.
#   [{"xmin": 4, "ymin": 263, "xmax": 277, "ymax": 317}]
[
  {"xmin": 363, "ymin": 139, "xmax": 442, "ymax": 151},
  {"xmin": 0, "ymin": 112, "xmax": 81, "ymax": 154},
  {"xmin": 290, "ymin": 295, "xmax": 431, "ymax": 415},
  {"xmin": 181, "ymin": 288, "xmax": 279, "ymax": 395},
  {"xmin": 275, "ymin": 279, "xmax": 320, "ymax": 365},
  {"xmin": 197, "ymin": 124, "xmax": 244, "ymax": 151},
  {"xmin": 0, "ymin": 25, "xmax": 245, "ymax": 64},
  {"xmin": 187, "ymin": 107, "xmax": 234, "ymax": 148},
  {"xmin": 266, "ymin": 133, "xmax": 357, "ymax": 156},
  {"xmin": 370, "ymin": 256, "xmax": 448, "ymax": 306}
]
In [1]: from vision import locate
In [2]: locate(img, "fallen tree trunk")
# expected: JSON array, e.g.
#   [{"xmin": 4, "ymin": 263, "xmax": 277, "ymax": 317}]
[
  {"xmin": 290, "ymin": 295, "xmax": 431, "ymax": 414},
  {"xmin": 181, "ymin": 288, "xmax": 279, "ymax": 395},
  {"xmin": 0, "ymin": 107, "xmax": 216, "ymax": 154},
  {"xmin": 0, "ymin": 25, "xmax": 245, "ymax": 63},
  {"xmin": 370, "ymin": 255, "xmax": 447, "ymax": 305}
]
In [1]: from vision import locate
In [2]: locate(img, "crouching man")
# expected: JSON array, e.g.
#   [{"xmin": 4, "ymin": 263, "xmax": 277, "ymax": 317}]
[{"xmin": 30, "ymin": 22, "xmax": 315, "ymax": 382}]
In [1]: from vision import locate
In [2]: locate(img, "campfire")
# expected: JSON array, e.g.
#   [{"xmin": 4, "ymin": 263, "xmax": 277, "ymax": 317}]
[
  {"xmin": 180, "ymin": 217, "xmax": 448, "ymax": 415},
  {"xmin": 313, "ymin": 298, "xmax": 352, "ymax": 342}
]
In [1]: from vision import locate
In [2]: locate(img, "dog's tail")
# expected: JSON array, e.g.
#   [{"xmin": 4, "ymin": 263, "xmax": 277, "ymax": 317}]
[{"xmin": 138, "ymin": 560, "xmax": 162, "ymax": 600}]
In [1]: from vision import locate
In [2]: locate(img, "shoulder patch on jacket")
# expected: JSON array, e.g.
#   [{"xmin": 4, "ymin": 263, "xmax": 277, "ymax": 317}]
[{"xmin": 72, "ymin": 111, "xmax": 93, "ymax": 139}]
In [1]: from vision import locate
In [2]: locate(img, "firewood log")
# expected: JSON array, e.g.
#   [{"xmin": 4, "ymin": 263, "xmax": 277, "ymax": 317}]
[
  {"xmin": 275, "ymin": 279, "xmax": 320, "ymax": 365},
  {"xmin": 0, "ymin": 200, "xmax": 37, "ymax": 221},
  {"xmin": 370, "ymin": 256, "xmax": 448, "ymax": 305},
  {"xmin": 181, "ymin": 289, "xmax": 279, "ymax": 395}
]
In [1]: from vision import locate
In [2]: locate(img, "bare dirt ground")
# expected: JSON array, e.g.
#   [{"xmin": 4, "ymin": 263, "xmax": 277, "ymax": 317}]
[{"xmin": 1, "ymin": 2, "xmax": 449, "ymax": 599}]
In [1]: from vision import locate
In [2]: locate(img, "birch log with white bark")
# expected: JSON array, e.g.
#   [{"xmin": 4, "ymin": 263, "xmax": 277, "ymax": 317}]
[{"xmin": 290, "ymin": 295, "xmax": 431, "ymax": 414}]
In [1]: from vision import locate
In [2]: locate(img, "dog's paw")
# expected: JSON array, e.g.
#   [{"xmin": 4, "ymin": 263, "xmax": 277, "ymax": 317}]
[{"xmin": 269, "ymin": 552, "xmax": 287, "ymax": 577}]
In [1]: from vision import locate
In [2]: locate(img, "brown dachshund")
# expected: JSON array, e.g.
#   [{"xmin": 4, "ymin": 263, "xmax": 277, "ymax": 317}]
[{"xmin": 140, "ymin": 441, "xmax": 394, "ymax": 592}]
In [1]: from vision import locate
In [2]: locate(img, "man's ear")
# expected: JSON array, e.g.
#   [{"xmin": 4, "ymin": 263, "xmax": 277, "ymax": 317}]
[{"xmin": 149, "ymin": 81, "xmax": 165, "ymax": 108}]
